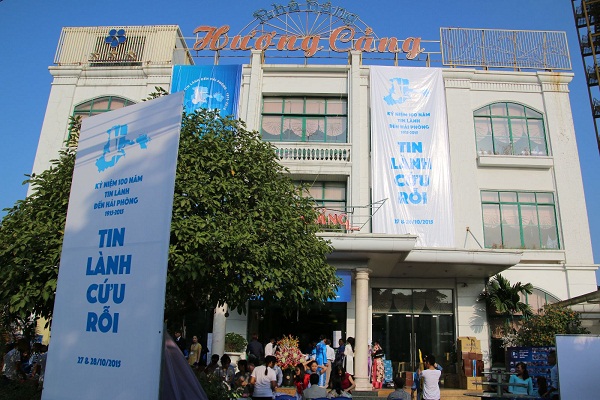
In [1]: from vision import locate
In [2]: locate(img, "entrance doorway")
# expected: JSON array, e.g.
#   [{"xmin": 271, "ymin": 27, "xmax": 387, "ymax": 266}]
[
  {"xmin": 248, "ymin": 300, "xmax": 347, "ymax": 353},
  {"xmin": 372, "ymin": 289, "xmax": 455, "ymax": 371}
]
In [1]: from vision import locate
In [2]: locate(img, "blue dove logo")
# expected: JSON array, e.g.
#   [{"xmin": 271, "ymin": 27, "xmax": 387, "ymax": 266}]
[
  {"xmin": 184, "ymin": 77, "xmax": 229, "ymax": 113},
  {"xmin": 384, "ymin": 77, "xmax": 430, "ymax": 105},
  {"xmin": 95, "ymin": 124, "xmax": 150, "ymax": 172}
]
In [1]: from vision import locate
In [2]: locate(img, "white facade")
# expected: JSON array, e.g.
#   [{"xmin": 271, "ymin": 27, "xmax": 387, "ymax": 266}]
[{"xmin": 33, "ymin": 26, "xmax": 598, "ymax": 389}]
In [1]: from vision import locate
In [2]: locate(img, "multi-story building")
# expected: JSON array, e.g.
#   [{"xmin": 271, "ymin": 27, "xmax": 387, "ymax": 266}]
[{"xmin": 32, "ymin": 13, "xmax": 597, "ymax": 389}]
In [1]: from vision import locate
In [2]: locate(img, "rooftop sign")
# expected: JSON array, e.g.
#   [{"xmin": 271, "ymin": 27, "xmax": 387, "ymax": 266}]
[{"xmin": 192, "ymin": 0, "xmax": 424, "ymax": 60}]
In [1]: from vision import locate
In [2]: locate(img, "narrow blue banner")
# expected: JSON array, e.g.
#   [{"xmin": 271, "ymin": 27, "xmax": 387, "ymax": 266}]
[
  {"xmin": 330, "ymin": 270, "xmax": 352, "ymax": 302},
  {"xmin": 171, "ymin": 65, "xmax": 242, "ymax": 117}
]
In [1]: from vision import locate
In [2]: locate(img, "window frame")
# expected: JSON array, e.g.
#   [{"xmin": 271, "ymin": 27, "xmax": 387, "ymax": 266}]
[
  {"xmin": 261, "ymin": 97, "xmax": 348, "ymax": 143},
  {"xmin": 73, "ymin": 96, "xmax": 135, "ymax": 118},
  {"xmin": 474, "ymin": 102, "xmax": 548, "ymax": 156},
  {"xmin": 70, "ymin": 96, "xmax": 136, "ymax": 141},
  {"xmin": 304, "ymin": 181, "xmax": 347, "ymax": 210},
  {"xmin": 481, "ymin": 190, "xmax": 560, "ymax": 250}
]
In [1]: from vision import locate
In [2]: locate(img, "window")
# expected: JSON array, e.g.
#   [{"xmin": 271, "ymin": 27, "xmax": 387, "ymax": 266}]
[
  {"xmin": 481, "ymin": 191, "xmax": 560, "ymax": 250},
  {"xmin": 261, "ymin": 97, "xmax": 347, "ymax": 143},
  {"xmin": 521, "ymin": 288, "xmax": 559, "ymax": 313},
  {"xmin": 297, "ymin": 181, "xmax": 349, "ymax": 231},
  {"xmin": 73, "ymin": 96, "xmax": 135, "ymax": 120},
  {"xmin": 303, "ymin": 181, "xmax": 346, "ymax": 210},
  {"xmin": 474, "ymin": 102, "xmax": 547, "ymax": 156}
]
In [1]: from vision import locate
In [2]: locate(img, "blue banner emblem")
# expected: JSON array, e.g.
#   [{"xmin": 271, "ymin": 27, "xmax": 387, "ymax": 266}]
[
  {"xmin": 171, "ymin": 65, "xmax": 242, "ymax": 117},
  {"xmin": 330, "ymin": 270, "xmax": 351, "ymax": 302}
]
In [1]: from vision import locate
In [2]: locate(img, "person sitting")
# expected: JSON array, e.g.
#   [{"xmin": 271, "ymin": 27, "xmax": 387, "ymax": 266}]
[
  {"xmin": 387, "ymin": 375, "xmax": 410, "ymax": 400},
  {"xmin": 303, "ymin": 373, "xmax": 327, "ymax": 400},
  {"xmin": 215, "ymin": 354, "xmax": 236, "ymax": 388},
  {"xmin": 535, "ymin": 376, "xmax": 548, "ymax": 398},
  {"xmin": 205, "ymin": 354, "xmax": 220, "ymax": 375},
  {"xmin": 327, "ymin": 365, "xmax": 355, "ymax": 398},
  {"xmin": 507, "ymin": 362, "xmax": 533, "ymax": 395},
  {"xmin": 295, "ymin": 363, "xmax": 310, "ymax": 399},
  {"xmin": 234, "ymin": 360, "xmax": 253, "ymax": 397}
]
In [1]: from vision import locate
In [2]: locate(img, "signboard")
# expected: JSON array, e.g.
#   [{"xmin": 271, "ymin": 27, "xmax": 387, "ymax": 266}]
[
  {"xmin": 329, "ymin": 270, "xmax": 351, "ymax": 303},
  {"xmin": 192, "ymin": 25, "xmax": 423, "ymax": 59},
  {"xmin": 505, "ymin": 346, "xmax": 554, "ymax": 392},
  {"xmin": 42, "ymin": 93, "xmax": 184, "ymax": 400},
  {"xmin": 370, "ymin": 66, "xmax": 454, "ymax": 247},
  {"xmin": 190, "ymin": 2, "xmax": 424, "ymax": 60},
  {"xmin": 171, "ymin": 65, "xmax": 242, "ymax": 116}
]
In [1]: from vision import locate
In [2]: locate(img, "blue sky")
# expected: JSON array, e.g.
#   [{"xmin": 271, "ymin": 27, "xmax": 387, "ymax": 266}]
[{"xmin": 1, "ymin": 0, "xmax": 599, "ymax": 284}]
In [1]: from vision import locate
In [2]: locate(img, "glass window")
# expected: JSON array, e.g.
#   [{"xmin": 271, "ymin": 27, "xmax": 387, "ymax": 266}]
[
  {"xmin": 474, "ymin": 102, "xmax": 548, "ymax": 156},
  {"xmin": 521, "ymin": 288, "xmax": 560, "ymax": 313},
  {"xmin": 261, "ymin": 97, "xmax": 348, "ymax": 143},
  {"xmin": 298, "ymin": 181, "xmax": 349, "ymax": 232},
  {"xmin": 73, "ymin": 96, "xmax": 134, "ymax": 119},
  {"xmin": 72, "ymin": 96, "xmax": 135, "ymax": 141},
  {"xmin": 481, "ymin": 191, "xmax": 560, "ymax": 250},
  {"xmin": 475, "ymin": 119, "xmax": 493, "ymax": 155},
  {"xmin": 263, "ymin": 98, "xmax": 283, "ymax": 113},
  {"xmin": 482, "ymin": 204, "xmax": 502, "ymax": 248}
]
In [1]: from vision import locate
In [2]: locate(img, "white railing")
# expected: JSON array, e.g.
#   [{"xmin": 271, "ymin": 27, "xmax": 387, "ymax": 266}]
[
  {"xmin": 54, "ymin": 26, "xmax": 184, "ymax": 66},
  {"xmin": 274, "ymin": 143, "xmax": 351, "ymax": 162}
]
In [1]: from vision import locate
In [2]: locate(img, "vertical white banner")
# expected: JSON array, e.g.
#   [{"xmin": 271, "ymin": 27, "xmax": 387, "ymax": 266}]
[
  {"xmin": 42, "ymin": 92, "xmax": 184, "ymax": 400},
  {"xmin": 371, "ymin": 67, "xmax": 454, "ymax": 247}
]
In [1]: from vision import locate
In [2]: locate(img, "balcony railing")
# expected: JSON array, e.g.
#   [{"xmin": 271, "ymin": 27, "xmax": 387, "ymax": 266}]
[{"xmin": 273, "ymin": 143, "xmax": 351, "ymax": 162}]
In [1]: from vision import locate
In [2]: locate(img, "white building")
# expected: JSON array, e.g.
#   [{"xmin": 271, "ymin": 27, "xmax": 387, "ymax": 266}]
[{"xmin": 32, "ymin": 20, "xmax": 597, "ymax": 390}]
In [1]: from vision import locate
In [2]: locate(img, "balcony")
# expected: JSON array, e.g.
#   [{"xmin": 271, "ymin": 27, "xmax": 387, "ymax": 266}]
[{"xmin": 273, "ymin": 142, "xmax": 351, "ymax": 163}]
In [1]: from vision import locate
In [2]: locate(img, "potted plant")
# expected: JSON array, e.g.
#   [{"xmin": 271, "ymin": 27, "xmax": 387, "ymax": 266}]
[{"xmin": 224, "ymin": 332, "xmax": 248, "ymax": 365}]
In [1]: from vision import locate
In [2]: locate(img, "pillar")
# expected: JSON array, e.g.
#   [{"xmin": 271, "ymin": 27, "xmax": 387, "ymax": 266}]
[
  {"xmin": 354, "ymin": 268, "xmax": 371, "ymax": 390},
  {"xmin": 211, "ymin": 303, "xmax": 228, "ymax": 358}
]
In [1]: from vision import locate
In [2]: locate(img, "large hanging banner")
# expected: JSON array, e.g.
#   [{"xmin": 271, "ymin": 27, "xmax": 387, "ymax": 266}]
[
  {"xmin": 42, "ymin": 92, "xmax": 184, "ymax": 400},
  {"xmin": 370, "ymin": 66, "xmax": 454, "ymax": 247},
  {"xmin": 171, "ymin": 65, "xmax": 242, "ymax": 116}
]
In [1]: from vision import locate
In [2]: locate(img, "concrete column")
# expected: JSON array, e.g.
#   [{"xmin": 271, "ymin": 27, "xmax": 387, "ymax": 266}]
[
  {"xmin": 211, "ymin": 303, "xmax": 228, "ymax": 358},
  {"xmin": 354, "ymin": 268, "xmax": 371, "ymax": 390},
  {"xmin": 242, "ymin": 50, "xmax": 264, "ymax": 131}
]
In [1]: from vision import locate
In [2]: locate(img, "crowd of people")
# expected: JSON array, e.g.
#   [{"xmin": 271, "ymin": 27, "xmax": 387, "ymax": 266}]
[
  {"xmin": 171, "ymin": 331, "xmax": 561, "ymax": 400},
  {"xmin": 170, "ymin": 331, "xmax": 456, "ymax": 399},
  {"xmin": 173, "ymin": 332, "xmax": 359, "ymax": 399},
  {"xmin": 1, "ymin": 339, "xmax": 47, "ymax": 387}
]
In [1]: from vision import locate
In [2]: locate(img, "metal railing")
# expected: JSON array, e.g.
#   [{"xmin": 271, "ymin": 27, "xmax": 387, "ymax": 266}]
[{"xmin": 440, "ymin": 28, "xmax": 571, "ymax": 71}]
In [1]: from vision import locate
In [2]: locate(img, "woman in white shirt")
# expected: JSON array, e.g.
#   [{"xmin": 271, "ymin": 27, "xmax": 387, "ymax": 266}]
[
  {"xmin": 250, "ymin": 355, "xmax": 278, "ymax": 400},
  {"xmin": 344, "ymin": 337, "xmax": 354, "ymax": 376}
]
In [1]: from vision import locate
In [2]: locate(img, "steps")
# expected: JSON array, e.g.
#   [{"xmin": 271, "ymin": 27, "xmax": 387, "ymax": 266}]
[{"xmin": 278, "ymin": 387, "xmax": 477, "ymax": 400}]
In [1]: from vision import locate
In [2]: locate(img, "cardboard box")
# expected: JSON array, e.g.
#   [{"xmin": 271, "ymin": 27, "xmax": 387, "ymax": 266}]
[
  {"xmin": 460, "ymin": 376, "xmax": 481, "ymax": 391},
  {"xmin": 457, "ymin": 337, "xmax": 481, "ymax": 353},
  {"xmin": 476, "ymin": 360, "xmax": 484, "ymax": 377},
  {"xmin": 461, "ymin": 365, "xmax": 473, "ymax": 376}
]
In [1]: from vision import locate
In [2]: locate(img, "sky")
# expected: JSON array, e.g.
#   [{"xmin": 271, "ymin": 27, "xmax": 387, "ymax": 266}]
[{"xmin": 0, "ymin": 0, "xmax": 598, "ymax": 284}]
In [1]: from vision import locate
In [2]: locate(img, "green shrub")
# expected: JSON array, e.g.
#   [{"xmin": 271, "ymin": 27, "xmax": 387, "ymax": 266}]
[{"xmin": 224, "ymin": 332, "xmax": 247, "ymax": 353}]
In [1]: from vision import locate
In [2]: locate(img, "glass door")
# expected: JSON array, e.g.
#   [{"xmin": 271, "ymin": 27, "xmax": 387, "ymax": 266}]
[{"xmin": 372, "ymin": 289, "xmax": 455, "ymax": 372}]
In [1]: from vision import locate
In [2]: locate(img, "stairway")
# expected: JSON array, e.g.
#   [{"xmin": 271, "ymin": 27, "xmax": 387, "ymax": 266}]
[{"xmin": 278, "ymin": 387, "xmax": 474, "ymax": 400}]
